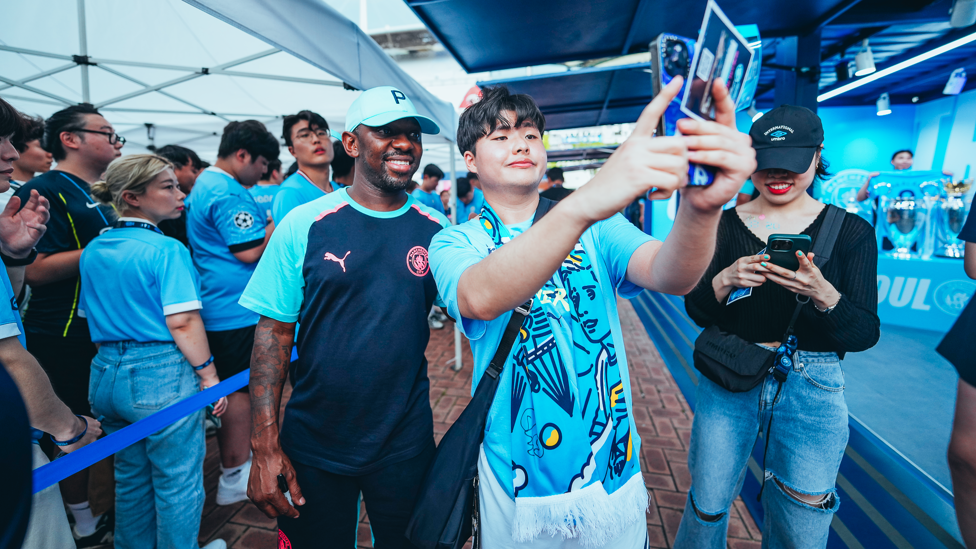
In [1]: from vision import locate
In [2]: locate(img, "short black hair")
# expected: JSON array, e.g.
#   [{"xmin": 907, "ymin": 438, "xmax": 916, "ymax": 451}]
[
  {"xmin": 12, "ymin": 114, "xmax": 44, "ymax": 153},
  {"xmin": 423, "ymin": 164, "xmax": 444, "ymax": 179},
  {"xmin": 261, "ymin": 158, "xmax": 282, "ymax": 180},
  {"xmin": 891, "ymin": 149, "xmax": 913, "ymax": 161},
  {"xmin": 285, "ymin": 161, "xmax": 299, "ymax": 177},
  {"xmin": 457, "ymin": 85, "xmax": 545, "ymax": 156},
  {"xmin": 467, "ymin": 172, "xmax": 479, "ymax": 181},
  {"xmin": 217, "ymin": 120, "xmax": 279, "ymax": 163},
  {"xmin": 457, "ymin": 176, "xmax": 471, "ymax": 197},
  {"xmin": 156, "ymin": 144, "xmax": 204, "ymax": 171},
  {"xmin": 43, "ymin": 103, "xmax": 101, "ymax": 161},
  {"xmin": 547, "ymin": 167, "xmax": 564, "ymax": 183},
  {"xmin": 282, "ymin": 110, "xmax": 329, "ymax": 148},
  {"xmin": 332, "ymin": 141, "xmax": 354, "ymax": 179}
]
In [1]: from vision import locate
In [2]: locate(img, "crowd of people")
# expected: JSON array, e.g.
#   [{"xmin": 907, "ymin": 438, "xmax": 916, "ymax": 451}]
[{"xmin": 0, "ymin": 66, "xmax": 972, "ymax": 549}]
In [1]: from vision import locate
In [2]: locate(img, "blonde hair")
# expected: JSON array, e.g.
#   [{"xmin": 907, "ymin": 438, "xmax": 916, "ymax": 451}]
[{"xmin": 90, "ymin": 154, "xmax": 173, "ymax": 213}]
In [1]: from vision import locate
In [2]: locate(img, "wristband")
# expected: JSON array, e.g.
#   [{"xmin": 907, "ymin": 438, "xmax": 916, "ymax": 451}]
[
  {"xmin": 1, "ymin": 247, "xmax": 37, "ymax": 266},
  {"xmin": 193, "ymin": 355, "xmax": 215, "ymax": 371},
  {"xmin": 50, "ymin": 415, "xmax": 88, "ymax": 447}
]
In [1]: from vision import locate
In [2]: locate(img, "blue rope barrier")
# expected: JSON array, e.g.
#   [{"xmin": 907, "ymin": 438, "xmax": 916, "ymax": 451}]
[{"xmin": 32, "ymin": 369, "xmax": 250, "ymax": 494}]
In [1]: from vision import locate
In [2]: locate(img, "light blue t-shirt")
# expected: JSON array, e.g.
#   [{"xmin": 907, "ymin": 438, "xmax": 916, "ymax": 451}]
[
  {"xmin": 186, "ymin": 167, "xmax": 266, "ymax": 331},
  {"xmin": 272, "ymin": 171, "xmax": 330, "ymax": 225},
  {"xmin": 79, "ymin": 219, "xmax": 202, "ymax": 342},
  {"xmin": 411, "ymin": 188, "xmax": 445, "ymax": 215},
  {"xmin": 249, "ymin": 184, "xmax": 280, "ymax": 219},
  {"xmin": 457, "ymin": 187, "xmax": 485, "ymax": 222},
  {"xmin": 0, "ymin": 263, "xmax": 26, "ymax": 348},
  {"xmin": 429, "ymin": 212, "xmax": 654, "ymax": 496}
]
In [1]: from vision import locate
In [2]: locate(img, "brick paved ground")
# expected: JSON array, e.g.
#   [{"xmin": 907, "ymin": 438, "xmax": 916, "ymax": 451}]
[{"xmin": 197, "ymin": 299, "xmax": 762, "ymax": 548}]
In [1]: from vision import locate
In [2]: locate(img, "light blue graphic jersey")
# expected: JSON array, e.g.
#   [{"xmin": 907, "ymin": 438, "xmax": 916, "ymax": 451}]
[
  {"xmin": 79, "ymin": 219, "xmax": 202, "ymax": 342},
  {"xmin": 429, "ymin": 212, "xmax": 654, "ymax": 501},
  {"xmin": 186, "ymin": 167, "xmax": 266, "ymax": 331}
]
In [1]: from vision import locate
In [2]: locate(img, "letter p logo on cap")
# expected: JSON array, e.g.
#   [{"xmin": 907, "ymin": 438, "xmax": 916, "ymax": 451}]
[{"xmin": 391, "ymin": 90, "xmax": 407, "ymax": 104}]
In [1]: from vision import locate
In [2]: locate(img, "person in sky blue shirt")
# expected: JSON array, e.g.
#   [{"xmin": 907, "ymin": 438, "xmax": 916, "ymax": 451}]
[
  {"xmin": 249, "ymin": 158, "xmax": 284, "ymax": 220},
  {"xmin": 428, "ymin": 79, "xmax": 756, "ymax": 547},
  {"xmin": 331, "ymin": 140, "xmax": 356, "ymax": 189},
  {"xmin": 186, "ymin": 119, "xmax": 278, "ymax": 508},
  {"xmin": 411, "ymin": 163, "xmax": 445, "ymax": 214},
  {"xmin": 81, "ymin": 154, "xmax": 228, "ymax": 549},
  {"xmin": 455, "ymin": 176, "xmax": 485, "ymax": 221},
  {"xmin": 0, "ymin": 98, "xmax": 104, "ymax": 549},
  {"xmin": 240, "ymin": 86, "xmax": 449, "ymax": 549},
  {"xmin": 272, "ymin": 110, "xmax": 335, "ymax": 225}
]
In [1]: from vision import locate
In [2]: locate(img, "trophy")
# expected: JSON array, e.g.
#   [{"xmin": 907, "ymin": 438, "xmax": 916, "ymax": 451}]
[
  {"xmin": 882, "ymin": 190, "xmax": 922, "ymax": 257},
  {"xmin": 936, "ymin": 179, "xmax": 972, "ymax": 258},
  {"xmin": 873, "ymin": 172, "xmax": 942, "ymax": 258}
]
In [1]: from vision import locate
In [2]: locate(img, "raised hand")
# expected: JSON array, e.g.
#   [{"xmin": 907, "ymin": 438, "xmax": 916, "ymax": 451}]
[
  {"xmin": 0, "ymin": 190, "xmax": 49, "ymax": 257},
  {"xmin": 677, "ymin": 80, "xmax": 757, "ymax": 213},
  {"xmin": 565, "ymin": 76, "xmax": 689, "ymax": 224}
]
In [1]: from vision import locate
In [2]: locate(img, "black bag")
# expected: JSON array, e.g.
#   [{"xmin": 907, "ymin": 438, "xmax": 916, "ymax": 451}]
[
  {"xmin": 405, "ymin": 198, "xmax": 557, "ymax": 549},
  {"xmin": 693, "ymin": 205, "xmax": 846, "ymax": 393}
]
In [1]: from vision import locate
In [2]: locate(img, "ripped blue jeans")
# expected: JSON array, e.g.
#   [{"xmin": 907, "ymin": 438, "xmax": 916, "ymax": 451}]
[{"xmin": 674, "ymin": 351, "xmax": 848, "ymax": 549}]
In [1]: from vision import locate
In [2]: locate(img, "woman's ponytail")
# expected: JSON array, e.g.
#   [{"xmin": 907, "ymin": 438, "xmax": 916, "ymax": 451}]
[{"xmin": 90, "ymin": 180, "xmax": 114, "ymax": 205}]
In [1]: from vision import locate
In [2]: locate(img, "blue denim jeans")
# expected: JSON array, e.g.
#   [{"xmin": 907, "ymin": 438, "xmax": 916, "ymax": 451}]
[
  {"xmin": 89, "ymin": 341, "xmax": 205, "ymax": 549},
  {"xmin": 673, "ymin": 351, "xmax": 848, "ymax": 549}
]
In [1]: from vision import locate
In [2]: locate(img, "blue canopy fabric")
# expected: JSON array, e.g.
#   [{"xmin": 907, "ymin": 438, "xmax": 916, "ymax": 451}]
[
  {"xmin": 406, "ymin": 0, "xmax": 850, "ymax": 73},
  {"xmin": 479, "ymin": 63, "xmax": 653, "ymax": 131}
]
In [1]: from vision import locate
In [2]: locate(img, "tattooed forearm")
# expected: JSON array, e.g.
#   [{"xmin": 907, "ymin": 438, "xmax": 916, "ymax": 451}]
[{"xmin": 249, "ymin": 315, "xmax": 296, "ymax": 448}]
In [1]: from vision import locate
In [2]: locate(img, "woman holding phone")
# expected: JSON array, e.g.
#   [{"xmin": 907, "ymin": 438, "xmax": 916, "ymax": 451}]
[
  {"xmin": 80, "ymin": 154, "xmax": 227, "ymax": 549},
  {"xmin": 674, "ymin": 106, "xmax": 880, "ymax": 548}
]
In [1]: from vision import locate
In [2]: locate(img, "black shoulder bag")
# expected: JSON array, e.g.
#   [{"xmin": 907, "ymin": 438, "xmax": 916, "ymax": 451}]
[
  {"xmin": 692, "ymin": 205, "xmax": 846, "ymax": 393},
  {"xmin": 405, "ymin": 197, "xmax": 557, "ymax": 549}
]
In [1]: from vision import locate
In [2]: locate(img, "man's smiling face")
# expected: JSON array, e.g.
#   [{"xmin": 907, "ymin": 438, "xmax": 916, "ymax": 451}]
[{"xmin": 355, "ymin": 118, "xmax": 423, "ymax": 192}]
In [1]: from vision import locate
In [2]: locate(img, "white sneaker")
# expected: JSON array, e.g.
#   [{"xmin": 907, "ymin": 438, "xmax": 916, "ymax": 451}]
[
  {"xmin": 216, "ymin": 458, "xmax": 251, "ymax": 506},
  {"xmin": 201, "ymin": 539, "xmax": 227, "ymax": 549}
]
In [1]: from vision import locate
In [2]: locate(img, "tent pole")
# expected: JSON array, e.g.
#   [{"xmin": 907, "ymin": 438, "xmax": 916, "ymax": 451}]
[
  {"xmin": 77, "ymin": 0, "xmax": 89, "ymax": 103},
  {"xmin": 0, "ymin": 75, "xmax": 73, "ymax": 105},
  {"xmin": 0, "ymin": 63, "xmax": 76, "ymax": 93},
  {"xmin": 449, "ymin": 146, "xmax": 462, "ymax": 372}
]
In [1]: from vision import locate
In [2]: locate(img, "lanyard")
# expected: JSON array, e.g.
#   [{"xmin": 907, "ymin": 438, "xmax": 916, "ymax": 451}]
[
  {"xmin": 298, "ymin": 170, "xmax": 332, "ymax": 193},
  {"xmin": 114, "ymin": 219, "xmax": 163, "ymax": 235}
]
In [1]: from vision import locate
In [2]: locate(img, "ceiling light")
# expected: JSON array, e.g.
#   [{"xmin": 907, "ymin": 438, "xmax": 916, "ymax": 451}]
[
  {"xmin": 877, "ymin": 93, "xmax": 891, "ymax": 116},
  {"xmin": 855, "ymin": 40, "xmax": 876, "ymax": 76},
  {"xmin": 950, "ymin": 0, "xmax": 976, "ymax": 28},
  {"xmin": 747, "ymin": 101, "xmax": 764, "ymax": 122},
  {"xmin": 819, "ymin": 30, "xmax": 976, "ymax": 102},
  {"xmin": 912, "ymin": 96, "xmax": 920, "ymax": 102}
]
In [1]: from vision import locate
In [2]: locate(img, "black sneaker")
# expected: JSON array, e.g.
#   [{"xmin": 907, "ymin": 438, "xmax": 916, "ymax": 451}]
[{"xmin": 73, "ymin": 512, "xmax": 113, "ymax": 548}]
